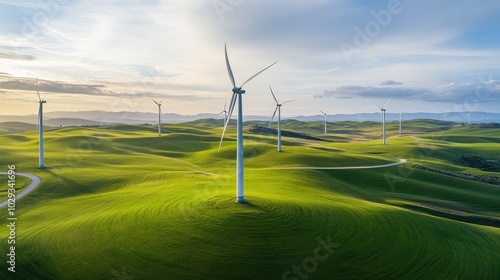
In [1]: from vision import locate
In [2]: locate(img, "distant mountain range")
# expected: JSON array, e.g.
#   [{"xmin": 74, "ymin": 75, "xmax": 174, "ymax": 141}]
[{"xmin": 0, "ymin": 110, "xmax": 499, "ymax": 126}]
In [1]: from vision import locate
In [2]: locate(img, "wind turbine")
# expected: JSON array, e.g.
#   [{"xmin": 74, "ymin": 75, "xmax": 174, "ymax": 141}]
[
  {"xmin": 399, "ymin": 112, "xmax": 403, "ymax": 136},
  {"xmin": 372, "ymin": 98, "xmax": 391, "ymax": 145},
  {"xmin": 218, "ymin": 44, "xmax": 277, "ymax": 203},
  {"xmin": 467, "ymin": 111, "xmax": 471, "ymax": 125},
  {"xmin": 357, "ymin": 108, "xmax": 360, "ymax": 123},
  {"xmin": 319, "ymin": 110, "xmax": 327, "ymax": 134},
  {"xmin": 268, "ymin": 86, "xmax": 293, "ymax": 152},
  {"xmin": 36, "ymin": 79, "xmax": 47, "ymax": 168},
  {"xmin": 151, "ymin": 98, "xmax": 163, "ymax": 136},
  {"xmin": 216, "ymin": 99, "xmax": 228, "ymax": 124}
]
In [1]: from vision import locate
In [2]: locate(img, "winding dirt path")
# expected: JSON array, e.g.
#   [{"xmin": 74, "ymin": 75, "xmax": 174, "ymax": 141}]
[
  {"xmin": 258, "ymin": 159, "xmax": 407, "ymax": 170},
  {"xmin": 0, "ymin": 172, "xmax": 41, "ymax": 208}
]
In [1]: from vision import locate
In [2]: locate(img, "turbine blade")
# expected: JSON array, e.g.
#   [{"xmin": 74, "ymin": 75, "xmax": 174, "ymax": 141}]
[
  {"xmin": 382, "ymin": 98, "xmax": 392, "ymax": 108},
  {"xmin": 42, "ymin": 92, "xmax": 48, "ymax": 101},
  {"xmin": 240, "ymin": 61, "xmax": 278, "ymax": 89},
  {"xmin": 216, "ymin": 111, "xmax": 224, "ymax": 116},
  {"xmin": 159, "ymin": 99, "xmax": 164, "ymax": 104},
  {"xmin": 282, "ymin": 100, "xmax": 295, "ymax": 105},
  {"xmin": 36, "ymin": 79, "xmax": 41, "ymax": 101},
  {"xmin": 269, "ymin": 106, "xmax": 279, "ymax": 128},
  {"xmin": 269, "ymin": 86, "xmax": 278, "ymax": 104},
  {"xmin": 319, "ymin": 109, "xmax": 326, "ymax": 115},
  {"xmin": 370, "ymin": 105, "xmax": 380, "ymax": 110},
  {"xmin": 151, "ymin": 98, "xmax": 160, "ymax": 105},
  {"xmin": 37, "ymin": 105, "xmax": 41, "ymax": 131},
  {"xmin": 224, "ymin": 99, "xmax": 227, "ymax": 111},
  {"xmin": 226, "ymin": 93, "xmax": 237, "ymax": 125},
  {"xmin": 218, "ymin": 92, "xmax": 237, "ymax": 153},
  {"xmin": 225, "ymin": 44, "xmax": 236, "ymax": 88}
]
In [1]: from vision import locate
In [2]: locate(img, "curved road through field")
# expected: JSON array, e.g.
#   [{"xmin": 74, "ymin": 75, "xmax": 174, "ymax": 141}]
[
  {"xmin": 260, "ymin": 159, "xmax": 408, "ymax": 170},
  {"xmin": 0, "ymin": 172, "xmax": 41, "ymax": 208}
]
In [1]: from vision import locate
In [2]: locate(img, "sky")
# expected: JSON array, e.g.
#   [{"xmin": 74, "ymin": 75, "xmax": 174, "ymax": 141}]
[{"xmin": 1, "ymin": 0, "xmax": 500, "ymax": 117}]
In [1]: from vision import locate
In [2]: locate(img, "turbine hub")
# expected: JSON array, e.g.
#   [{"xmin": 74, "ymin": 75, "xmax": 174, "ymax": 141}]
[
  {"xmin": 232, "ymin": 87, "xmax": 245, "ymax": 94},
  {"xmin": 40, "ymin": 101, "xmax": 47, "ymax": 104}
]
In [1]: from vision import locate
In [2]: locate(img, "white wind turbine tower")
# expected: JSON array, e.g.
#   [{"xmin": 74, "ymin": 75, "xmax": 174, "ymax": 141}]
[
  {"xmin": 268, "ymin": 86, "xmax": 294, "ymax": 152},
  {"xmin": 151, "ymin": 98, "xmax": 163, "ymax": 136},
  {"xmin": 219, "ymin": 44, "xmax": 277, "ymax": 203},
  {"xmin": 372, "ymin": 98, "xmax": 391, "ymax": 145},
  {"xmin": 36, "ymin": 79, "xmax": 47, "ymax": 168},
  {"xmin": 216, "ymin": 99, "xmax": 228, "ymax": 124},
  {"xmin": 319, "ymin": 110, "xmax": 327, "ymax": 134},
  {"xmin": 399, "ymin": 112, "xmax": 403, "ymax": 136}
]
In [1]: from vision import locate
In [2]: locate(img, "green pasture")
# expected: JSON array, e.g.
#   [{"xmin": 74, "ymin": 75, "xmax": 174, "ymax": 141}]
[{"xmin": 0, "ymin": 119, "xmax": 498, "ymax": 279}]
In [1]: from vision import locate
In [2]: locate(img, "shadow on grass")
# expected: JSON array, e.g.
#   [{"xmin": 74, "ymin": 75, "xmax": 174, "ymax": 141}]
[{"xmin": 43, "ymin": 168, "xmax": 96, "ymax": 195}]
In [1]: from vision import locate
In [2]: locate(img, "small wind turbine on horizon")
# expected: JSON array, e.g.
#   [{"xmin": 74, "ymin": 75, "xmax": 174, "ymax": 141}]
[
  {"xmin": 319, "ymin": 110, "xmax": 327, "ymax": 134},
  {"xmin": 216, "ymin": 99, "xmax": 228, "ymax": 124},
  {"xmin": 372, "ymin": 98, "xmax": 391, "ymax": 145},
  {"xmin": 268, "ymin": 86, "xmax": 294, "ymax": 152},
  {"xmin": 36, "ymin": 79, "xmax": 47, "ymax": 168},
  {"xmin": 468, "ymin": 111, "xmax": 471, "ymax": 125},
  {"xmin": 399, "ymin": 112, "xmax": 403, "ymax": 136},
  {"xmin": 151, "ymin": 98, "xmax": 163, "ymax": 136},
  {"xmin": 219, "ymin": 44, "xmax": 277, "ymax": 203}
]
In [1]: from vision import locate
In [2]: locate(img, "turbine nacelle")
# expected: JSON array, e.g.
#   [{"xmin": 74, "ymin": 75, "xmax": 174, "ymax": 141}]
[{"xmin": 232, "ymin": 87, "xmax": 246, "ymax": 94}]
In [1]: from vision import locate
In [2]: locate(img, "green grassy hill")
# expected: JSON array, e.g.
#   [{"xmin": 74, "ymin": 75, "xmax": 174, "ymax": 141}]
[
  {"xmin": 0, "ymin": 122, "xmax": 40, "ymax": 134},
  {"xmin": 0, "ymin": 120, "xmax": 499, "ymax": 279}
]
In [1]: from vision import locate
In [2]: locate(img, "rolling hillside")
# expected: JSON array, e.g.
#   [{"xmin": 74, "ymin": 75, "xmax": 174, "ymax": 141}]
[{"xmin": 0, "ymin": 120, "xmax": 499, "ymax": 279}]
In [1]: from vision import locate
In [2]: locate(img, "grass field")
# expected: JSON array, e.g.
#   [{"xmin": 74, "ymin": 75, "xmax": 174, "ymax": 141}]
[{"xmin": 0, "ymin": 119, "xmax": 499, "ymax": 279}]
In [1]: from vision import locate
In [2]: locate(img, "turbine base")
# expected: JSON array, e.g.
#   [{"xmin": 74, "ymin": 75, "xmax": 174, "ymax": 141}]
[{"xmin": 235, "ymin": 197, "xmax": 246, "ymax": 203}]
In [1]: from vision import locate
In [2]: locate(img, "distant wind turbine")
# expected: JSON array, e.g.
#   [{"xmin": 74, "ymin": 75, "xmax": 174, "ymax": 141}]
[
  {"xmin": 219, "ymin": 44, "xmax": 277, "ymax": 203},
  {"xmin": 357, "ymin": 108, "xmax": 360, "ymax": 123},
  {"xmin": 151, "ymin": 98, "xmax": 163, "ymax": 136},
  {"xmin": 268, "ymin": 86, "xmax": 293, "ymax": 152},
  {"xmin": 36, "ymin": 79, "xmax": 47, "ymax": 168},
  {"xmin": 319, "ymin": 110, "xmax": 327, "ymax": 134},
  {"xmin": 372, "ymin": 98, "xmax": 391, "ymax": 145},
  {"xmin": 399, "ymin": 112, "xmax": 403, "ymax": 136},
  {"xmin": 468, "ymin": 111, "xmax": 471, "ymax": 125},
  {"xmin": 216, "ymin": 99, "xmax": 228, "ymax": 124}
]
